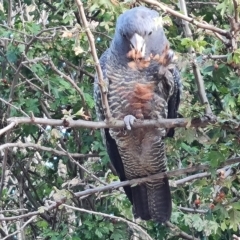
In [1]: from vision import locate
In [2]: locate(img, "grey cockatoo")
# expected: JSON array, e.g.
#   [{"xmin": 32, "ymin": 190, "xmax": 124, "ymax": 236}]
[{"xmin": 94, "ymin": 6, "xmax": 181, "ymax": 223}]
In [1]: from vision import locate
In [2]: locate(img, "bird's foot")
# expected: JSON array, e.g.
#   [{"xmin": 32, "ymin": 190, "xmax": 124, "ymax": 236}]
[{"xmin": 124, "ymin": 115, "xmax": 136, "ymax": 130}]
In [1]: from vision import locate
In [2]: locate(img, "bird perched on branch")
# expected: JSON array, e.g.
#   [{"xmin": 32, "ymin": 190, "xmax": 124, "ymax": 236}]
[{"xmin": 94, "ymin": 6, "xmax": 181, "ymax": 223}]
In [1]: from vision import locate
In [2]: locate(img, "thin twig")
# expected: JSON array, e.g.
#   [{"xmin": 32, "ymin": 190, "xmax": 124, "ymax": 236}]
[
  {"xmin": 165, "ymin": 221, "xmax": 199, "ymax": 240},
  {"xmin": 174, "ymin": 172, "xmax": 210, "ymax": 185},
  {"xmin": 0, "ymin": 209, "xmax": 28, "ymax": 213},
  {"xmin": 0, "ymin": 122, "xmax": 16, "ymax": 136},
  {"xmin": 140, "ymin": 0, "xmax": 229, "ymax": 37},
  {"xmin": 178, "ymin": 0, "xmax": 212, "ymax": 115},
  {"xmin": 58, "ymin": 145, "xmax": 106, "ymax": 185},
  {"xmin": 75, "ymin": 0, "xmax": 112, "ymax": 121},
  {"xmin": 202, "ymin": 54, "xmax": 228, "ymax": 60},
  {"xmin": 233, "ymin": 0, "xmax": 239, "ymax": 23},
  {"xmin": 186, "ymin": 1, "xmax": 218, "ymax": 5},
  {"xmin": 0, "ymin": 142, "xmax": 98, "ymax": 158},
  {"xmin": 178, "ymin": 207, "xmax": 208, "ymax": 214},
  {"xmin": 0, "ymin": 97, "xmax": 46, "ymax": 133},
  {"xmin": 60, "ymin": 203, "xmax": 153, "ymax": 240},
  {"xmin": 2, "ymin": 216, "xmax": 36, "ymax": 240},
  {"xmin": 47, "ymin": 59, "xmax": 86, "ymax": 106},
  {"xmin": 0, "ymin": 156, "xmax": 239, "ymax": 222}
]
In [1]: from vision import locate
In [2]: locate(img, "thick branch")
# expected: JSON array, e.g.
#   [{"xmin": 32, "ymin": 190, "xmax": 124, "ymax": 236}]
[
  {"xmin": 5, "ymin": 115, "xmax": 220, "ymax": 133},
  {"xmin": 0, "ymin": 156, "xmax": 239, "ymax": 222}
]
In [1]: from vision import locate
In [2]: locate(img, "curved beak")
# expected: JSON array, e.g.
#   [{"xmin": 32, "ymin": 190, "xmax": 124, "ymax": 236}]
[{"xmin": 130, "ymin": 33, "xmax": 146, "ymax": 57}]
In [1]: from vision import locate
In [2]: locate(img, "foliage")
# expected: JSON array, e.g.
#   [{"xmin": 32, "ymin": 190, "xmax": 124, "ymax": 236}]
[{"xmin": 0, "ymin": 0, "xmax": 240, "ymax": 239}]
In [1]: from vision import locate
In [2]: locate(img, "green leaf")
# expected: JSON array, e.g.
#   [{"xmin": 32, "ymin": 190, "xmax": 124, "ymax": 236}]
[
  {"xmin": 26, "ymin": 22, "xmax": 41, "ymax": 34},
  {"xmin": 208, "ymin": 151, "xmax": 225, "ymax": 167},
  {"xmin": 220, "ymin": 221, "xmax": 227, "ymax": 231},
  {"xmin": 229, "ymin": 209, "xmax": 240, "ymax": 231},
  {"xmin": 95, "ymin": 229, "xmax": 103, "ymax": 238},
  {"xmin": 232, "ymin": 202, "xmax": 240, "ymax": 210}
]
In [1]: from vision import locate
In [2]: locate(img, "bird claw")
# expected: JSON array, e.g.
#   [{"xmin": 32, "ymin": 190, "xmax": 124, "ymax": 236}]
[{"xmin": 124, "ymin": 115, "xmax": 136, "ymax": 130}]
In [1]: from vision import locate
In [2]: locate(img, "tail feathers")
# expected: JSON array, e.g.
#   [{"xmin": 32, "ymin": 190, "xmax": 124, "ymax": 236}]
[
  {"xmin": 131, "ymin": 177, "xmax": 172, "ymax": 223},
  {"xmin": 132, "ymin": 185, "xmax": 151, "ymax": 220},
  {"xmin": 147, "ymin": 177, "xmax": 172, "ymax": 223}
]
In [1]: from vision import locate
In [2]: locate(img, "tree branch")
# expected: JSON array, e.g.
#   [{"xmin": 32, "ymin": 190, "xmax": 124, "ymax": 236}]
[
  {"xmin": 47, "ymin": 59, "xmax": 86, "ymax": 106},
  {"xmin": 2, "ymin": 216, "xmax": 36, "ymax": 240},
  {"xmin": 140, "ymin": 0, "xmax": 229, "ymax": 37},
  {"xmin": 0, "ymin": 142, "xmax": 98, "ymax": 158},
  {"xmin": 59, "ymin": 202, "xmax": 153, "ymax": 240},
  {"xmin": 178, "ymin": 0, "xmax": 212, "ymax": 115},
  {"xmin": 178, "ymin": 207, "xmax": 208, "ymax": 214},
  {"xmin": 0, "ymin": 122, "xmax": 15, "ymax": 137},
  {"xmin": 165, "ymin": 221, "xmax": 199, "ymax": 240},
  {"xmin": 75, "ymin": 0, "xmax": 112, "ymax": 121},
  {"xmin": 0, "ymin": 156, "xmax": 239, "ymax": 222},
  {"xmin": 5, "ymin": 115, "xmax": 221, "ymax": 133}
]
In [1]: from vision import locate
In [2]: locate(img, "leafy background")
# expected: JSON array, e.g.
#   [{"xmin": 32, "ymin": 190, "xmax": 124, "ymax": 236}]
[{"xmin": 0, "ymin": 0, "xmax": 240, "ymax": 239}]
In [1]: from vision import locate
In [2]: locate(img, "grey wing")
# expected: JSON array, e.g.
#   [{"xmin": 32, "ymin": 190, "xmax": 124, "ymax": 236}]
[
  {"xmin": 93, "ymin": 50, "xmax": 134, "ymax": 204},
  {"xmin": 166, "ymin": 65, "xmax": 181, "ymax": 137}
]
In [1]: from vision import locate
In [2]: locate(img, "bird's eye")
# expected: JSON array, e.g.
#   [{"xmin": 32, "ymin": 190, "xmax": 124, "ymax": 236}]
[
  {"xmin": 148, "ymin": 31, "xmax": 152, "ymax": 36},
  {"xmin": 122, "ymin": 33, "xmax": 127, "ymax": 38}
]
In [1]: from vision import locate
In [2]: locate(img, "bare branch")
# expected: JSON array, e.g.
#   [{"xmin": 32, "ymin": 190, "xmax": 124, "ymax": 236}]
[
  {"xmin": 0, "ymin": 209, "xmax": 28, "ymax": 213},
  {"xmin": 75, "ymin": 0, "xmax": 112, "ymax": 121},
  {"xmin": 233, "ymin": 0, "xmax": 239, "ymax": 23},
  {"xmin": 186, "ymin": 1, "xmax": 218, "ymax": 5},
  {"xmin": 57, "ymin": 145, "xmax": 106, "ymax": 185},
  {"xmin": 47, "ymin": 59, "xmax": 86, "ymax": 106},
  {"xmin": 0, "ymin": 122, "xmax": 16, "ymax": 137},
  {"xmin": 2, "ymin": 216, "xmax": 36, "ymax": 240},
  {"xmin": 6, "ymin": 115, "xmax": 221, "ymax": 132},
  {"xmin": 178, "ymin": 0, "xmax": 212, "ymax": 115},
  {"xmin": 62, "ymin": 57, "xmax": 95, "ymax": 79},
  {"xmin": 174, "ymin": 172, "xmax": 210, "ymax": 185},
  {"xmin": 0, "ymin": 142, "xmax": 98, "ymax": 158},
  {"xmin": 0, "ymin": 156, "xmax": 239, "ymax": 222},
  {"xmin": 140, "ymin": 0, "xmax": 229, "ymax": 37},
  {"xmin": 0, "ymin": 97, "xmax": 46, "ymax": 133},
  {"xmin": 60, "ymin": 202, "xmax": 153, "ymax": 240},
  {"xmin": 202, "ymin": 54, "xmax": 228, "ymax": 60},
  {"xmin": 165, "ymin": 221, "xmax": 199, "ymax": 240},
  {"xmin": 178, "ymin": 207, "xmax": 208, "ymax": 214}
]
